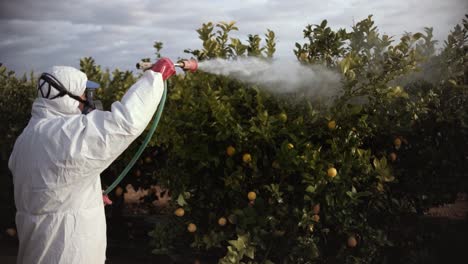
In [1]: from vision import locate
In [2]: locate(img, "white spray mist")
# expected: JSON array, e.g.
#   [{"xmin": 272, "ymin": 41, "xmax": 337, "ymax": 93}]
[{"xmin": 198, "ymin": 58, "xmax": 342, "ymax": 99}]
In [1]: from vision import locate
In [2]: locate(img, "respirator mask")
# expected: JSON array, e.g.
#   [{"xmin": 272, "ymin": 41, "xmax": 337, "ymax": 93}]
[
  {"xmin": 82, "ymin": 81, "xmax": 103, "ymax": 114},
  {"xmin": 38, "ymin": 73, "xmax": 103, "ymax": 114}
]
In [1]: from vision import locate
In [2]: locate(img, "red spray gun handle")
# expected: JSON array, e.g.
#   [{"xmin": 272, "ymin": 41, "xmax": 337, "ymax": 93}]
[{"xmin": 136, "ymin": 59, "xmax": 198, "ymax": 72}]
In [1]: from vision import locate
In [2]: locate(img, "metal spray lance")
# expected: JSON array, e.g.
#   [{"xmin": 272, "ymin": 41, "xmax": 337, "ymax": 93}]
[{"xmin": 136, "ymin": 59, "xmax": 198, "ymax": 72}]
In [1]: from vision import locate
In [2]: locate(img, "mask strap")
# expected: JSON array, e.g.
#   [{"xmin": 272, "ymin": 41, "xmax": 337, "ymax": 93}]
[{"xmin": 38, "ymin": 73, "xmax": 90, "ymax": 106}]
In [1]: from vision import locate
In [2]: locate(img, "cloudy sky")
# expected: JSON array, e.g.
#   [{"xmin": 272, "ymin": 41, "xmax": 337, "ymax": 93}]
[{"xmin": 0, "ymin": 0, "xmax": 466, "ymax": 75}]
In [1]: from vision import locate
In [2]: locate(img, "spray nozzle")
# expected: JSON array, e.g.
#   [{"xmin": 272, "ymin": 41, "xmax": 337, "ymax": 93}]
[
  {"xmin": 136, "ymin": 59, "xmax": 198, "ymax": 72},
  {"xmin": 175, "ymin": 59, "xmax": 198, "ymax": 72}
]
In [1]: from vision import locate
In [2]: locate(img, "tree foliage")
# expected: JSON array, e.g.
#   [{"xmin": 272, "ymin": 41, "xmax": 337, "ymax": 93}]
[
  {"xmin": 184, "ymin": 21, "xmax": 277, "ymax": 61},
  {"xmin": 0, "ymin": 14, "xmax": 467, "ymax": 264}
]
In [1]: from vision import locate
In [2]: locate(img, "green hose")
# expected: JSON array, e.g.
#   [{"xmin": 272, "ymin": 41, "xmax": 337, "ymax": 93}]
[{"xmin": 103, "ymin": 81, "xmax": 168, "ymax": 195}]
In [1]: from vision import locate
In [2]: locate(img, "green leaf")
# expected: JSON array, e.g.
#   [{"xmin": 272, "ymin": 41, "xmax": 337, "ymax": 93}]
[
  {"xmin": 228, "ymin": 239, "xmax": 245, "ymax": 251},
  {"xmin": 245, "ymin": 247, "xmax": 255, "ymax": 259},
  {"xmin": 176, "ymin": 194, "xmax": 187, "ymax": 206},
  {"xmin": 382, "ymin": 172, "xmax": 395, "ymax": 182},
  {"xmin": 340, "ymin": 57, "xmax": 351, "ymax": 74},
  {"xmin": 380, "ymin": 157, "xmax": 388, "ymax": 168},
  {"xmin": 373, "ymin": 158, "xmax": 380, "ymax": 169},
  {"xmin": 357, "ymin": 148, "xmax": 365, "ymax": 157},
  {"xmin": 412, "ymin": 32, "xmax": 423, "ymax": 39},
  {"xmin": 355, "ymin": 191, "xmax": 372, "ymax": 198},
  {"xmin": 349, "ymin": 104, "xmax": 363, "ymax": 115},
  {"xmin": 305, "ymin": 185, "xmax": 316, "ymax": 193},
  {"xmin": 228, "ymin": 234, "xmax": 249, "ymax": 251},
  {"xmin": 320, "ymin": 19, "xmax": 328, "ymax": 28}
]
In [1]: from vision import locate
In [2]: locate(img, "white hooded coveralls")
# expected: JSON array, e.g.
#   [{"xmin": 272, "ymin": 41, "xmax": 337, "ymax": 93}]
[{"xmin": 9, "ymin": 66, "xmax": 164, "ymax": 263}]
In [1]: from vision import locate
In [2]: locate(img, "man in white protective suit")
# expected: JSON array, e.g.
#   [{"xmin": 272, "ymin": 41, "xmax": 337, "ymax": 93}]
[{"xmin": 8, "ymin": 58, "xmax": 176, "ymax": 263}]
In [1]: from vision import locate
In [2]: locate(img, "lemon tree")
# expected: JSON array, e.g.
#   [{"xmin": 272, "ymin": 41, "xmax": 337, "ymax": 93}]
[{"xmin": 1, "ymin": 14, "xmax": 467, "ymax": 264}]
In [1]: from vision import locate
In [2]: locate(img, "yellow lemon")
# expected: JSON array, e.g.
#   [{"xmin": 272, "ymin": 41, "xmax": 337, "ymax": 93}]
[
  {"xmin": 6, "ymin": 228, "xmax": 16, "ymax": 237},
  {"xmin": 174, "ymin": 208, "xmax": 185, "ymax": 217},
  {"xmin": 347, "ymin": 236, "xmax": 358, "ymax": 247},
  {"xmin": 115, "ymin": 186, "xmax": 124, "ymax": 197},
  {"xmin": 327, "ymin": 167, "xmax": 337, "ymax": 178},
  {"xmin": 218, "ymin": 217, "xmax": 227, "ymax": 226},
  {"xmin": 394, "ymin": 138, "xmax": 402, "ymax": 148},
  {"xmin": 312, "ymin": 214, "xmax": 320, "ymax": 222},
  {"xmin": 279, "ymin": 113, "xmax": 288, "ymax": 122},
  {"xmin": 187, "ymin": 223, "xmax": 197, "ymax": 233},
  {"xmin": 243, "ymin": 153, "xmax": 252, "ymax": 163},
  {"xmin": 248, "ymin": 191, "xmax": 257, "ymax": 201},
  {"xmin": 226, "ymin": 146, "xmax": 236, "ymax": 156}
]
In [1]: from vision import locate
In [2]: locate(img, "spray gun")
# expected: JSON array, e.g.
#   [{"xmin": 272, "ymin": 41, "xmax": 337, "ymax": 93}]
[{"xmin": 136, "ymin": 59, "xmax": 198, "ymax": 72}]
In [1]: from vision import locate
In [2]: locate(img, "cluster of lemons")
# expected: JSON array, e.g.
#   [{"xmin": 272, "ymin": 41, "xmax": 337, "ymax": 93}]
[
  {"xmin": 174, "ymin": 190, "xmax": 256, "ymax": 233},
  {"xmin": 175, "ymin": 119, "xmax": 359, "ymax": 251}
]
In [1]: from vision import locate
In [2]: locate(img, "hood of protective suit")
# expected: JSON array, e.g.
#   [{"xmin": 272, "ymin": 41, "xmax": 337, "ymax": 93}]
[{"xmin": 34, "ymin": 66, "xmax": 88, "ymax": 117}]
